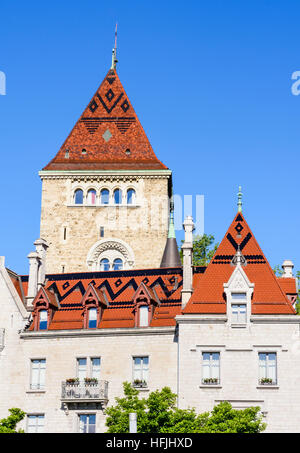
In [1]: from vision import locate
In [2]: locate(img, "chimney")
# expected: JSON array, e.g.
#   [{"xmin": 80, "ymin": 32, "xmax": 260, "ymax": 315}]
[
  {"xmin": 26, "ymin": 238, "xmax": 49, "ymax": 309},
  {"xmin": 26, "ymin": 252, "xmax": 41, "ymax": 310},
  {"xmin": 181, "ymin": 216, "xmax": 195, "ymax": 308},
  {"xmin": 282, "ymin": 260, "xmax": 294, "ymax": 278},
  {"xmin": 34, "ymin": 238, "xmax": 49, "ymax": 289}
]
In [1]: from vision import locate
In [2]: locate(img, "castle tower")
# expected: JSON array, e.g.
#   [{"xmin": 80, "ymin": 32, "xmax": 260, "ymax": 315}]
[{"xmin": 39, "ymin": 57, "xmax": 172, "ymax": 274}]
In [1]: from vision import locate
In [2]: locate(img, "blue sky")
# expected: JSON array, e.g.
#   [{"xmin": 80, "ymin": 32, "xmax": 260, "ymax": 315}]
[{"xmin": 0, "ymin": 0, "xmax": 299, "ymax": 275}]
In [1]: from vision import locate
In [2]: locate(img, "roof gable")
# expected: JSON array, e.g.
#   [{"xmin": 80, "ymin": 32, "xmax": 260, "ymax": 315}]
[
  {"xmin": 43, "ymin": 69, "xmax": 167, "ymax": 171},
  {"xmin": 184, "ymin": 212, "xmax": 295, "ymax": 315}
]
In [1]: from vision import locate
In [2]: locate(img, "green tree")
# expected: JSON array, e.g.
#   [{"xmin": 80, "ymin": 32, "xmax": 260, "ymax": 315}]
[
  {"xmin": 0, "ymin": 408, "xmax": 26, "ymax": 433},
  {"xmin": 180, "ymin": 234, "xmax": 219, "ymax": 266},
  {"xmin": 105, "ymin": 383, "xmax": 266, "ymax": 433}
]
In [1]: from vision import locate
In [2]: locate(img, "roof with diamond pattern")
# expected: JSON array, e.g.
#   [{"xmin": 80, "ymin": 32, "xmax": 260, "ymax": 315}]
[
  {"xmin": 43, "ymin": 69, "xmax": 167, "ymax": 171},
  {"xmin": 183, "ymin": 212, "xmax": 296, "ymax": 315}
]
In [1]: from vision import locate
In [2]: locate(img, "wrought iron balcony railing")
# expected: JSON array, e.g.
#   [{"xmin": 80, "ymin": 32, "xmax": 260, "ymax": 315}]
[{"xmin": 61, "ymin": 380, "xmax": 109, "ymax": 403}]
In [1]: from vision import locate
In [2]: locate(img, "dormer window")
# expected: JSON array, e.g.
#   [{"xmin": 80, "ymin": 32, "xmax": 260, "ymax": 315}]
[
  {"xmin": 39, "ymin": 310, "xmax": 48, "ymax": 330},
  {"xmin": 139, "ymin": 306, "xmax": 149, "ymax": 327},
  {"xmin": 231, "ymin": 293, "xmax": 247, "ymax": 324},
  {"xmin": 231, "ymin": 304, "xmax": 246, "ymax": 323},
  {"xmin": 88, "ymin": 308, "xmax": 97, "ymax": 328}
]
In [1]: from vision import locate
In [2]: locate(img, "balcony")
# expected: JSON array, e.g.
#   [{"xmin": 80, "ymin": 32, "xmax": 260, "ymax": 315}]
[{"xmin": 61, "ymin": 380, "xmax": 109, "ymax": 408}]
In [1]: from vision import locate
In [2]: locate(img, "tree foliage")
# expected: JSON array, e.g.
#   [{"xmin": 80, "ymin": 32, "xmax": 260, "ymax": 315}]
[
  {"xmin": 0, "ymin": 408, "xmax": 26, "ymax": 433},
  {"xmin": 105, "ymin": 383, "xmax": 266, "ymax": 433},
  {"xmin": 180, "ymin": 234, "xmax": 218, "ymax": 267}
]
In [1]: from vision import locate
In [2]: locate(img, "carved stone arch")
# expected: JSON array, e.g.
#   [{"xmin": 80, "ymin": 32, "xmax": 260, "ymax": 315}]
[{"xmin": 86, "ymin": 238, "xmax": 135, "ymax": 271}]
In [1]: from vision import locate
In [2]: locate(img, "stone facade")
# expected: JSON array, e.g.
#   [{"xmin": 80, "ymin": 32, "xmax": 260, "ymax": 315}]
[
  {"xmin": 39, "ymin": 172, "xmax": 171, "ymax": 274},
  {"xmin": 176, "ymin": 314, "xmax": 300, "ymax": 433}
]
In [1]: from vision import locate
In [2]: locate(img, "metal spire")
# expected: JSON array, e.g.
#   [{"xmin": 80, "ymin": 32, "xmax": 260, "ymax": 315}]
[
  {"xmin": 111, "ymin": 23, "xmax": 118, "ymax": 70},
  {"xmin": 237, "ymin": 186, "xmax": 243, "ymax": 213},
  {"xmin": 168, "ymin": 198, "xmax": 176, "ymax": 239}
]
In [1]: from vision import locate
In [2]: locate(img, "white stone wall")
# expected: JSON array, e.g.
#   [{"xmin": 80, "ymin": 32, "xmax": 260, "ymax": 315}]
[
  {"xmin": 8, "ymin": 328, "xmax": 177, "ymax": 433},
  {"xmin": 176, "ymin": 315, "xmax": 300, "ymax": 433}
]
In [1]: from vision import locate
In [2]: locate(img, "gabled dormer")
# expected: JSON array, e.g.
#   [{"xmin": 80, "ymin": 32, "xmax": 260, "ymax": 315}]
[
  {"xmin": 223, "ymin": 253, "xmax": 254, "ymax": 327},
  {"xmin": 81, "ymin": 284, "xmax": 107, "ymax": 329},
  {"xmin": 132, "ymin": 282, "xmax": 160, "ymax": 327},
  {"xmin": 32, "ymin": 287, "xmax": 59, "ymax": 331}
]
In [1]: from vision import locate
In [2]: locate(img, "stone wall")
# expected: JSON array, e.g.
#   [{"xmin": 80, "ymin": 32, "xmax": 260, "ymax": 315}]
[{"xmin": 39, "ymin": 173, "xmax": 170, "ymax": 274}]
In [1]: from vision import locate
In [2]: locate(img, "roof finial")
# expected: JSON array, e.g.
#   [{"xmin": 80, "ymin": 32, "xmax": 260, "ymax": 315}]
[
  {"xmin": 168, "ymin": 197, "xmax": 176, "ymax": 239},
  {"xmin": 237, "ymin": 185, "xmax": 243, "ymax": 213},
  {"xmin": 111, "ymin": 23, "xmax": 118, "ymax": 70}
]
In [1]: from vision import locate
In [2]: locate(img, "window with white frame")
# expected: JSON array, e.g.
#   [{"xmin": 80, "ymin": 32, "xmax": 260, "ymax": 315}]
[
  {"xmin": 258, "ymin": 352, "xmax": 277, "ymax": 385},
  {"xmin": 88, "ymin": 308, "xmax": 97, "ymax": 328},
  {"xmin": 27, "ymin": 414, "xmax": 45, "ymax": 433},
  {"xmin": 39, "ymin": 310, "xmax": 48, "ymax": 330},
  {"xmin": 139, "ymin": 306, "xmax": 149, "ymax": 327},
  {"xmin": 76, "ymin": 357, "xmax": 101, "ymax": 382},
  {"xmin": 202, "ymin": 352, "xmax": 220, "ymax": 384},
  {"xmin": 91, "ymin": 358, "xmax": 101, "ymax": 380},
  {"xmin": 231, "ymin": 293, "xmax": 247, "ymax": 324},
  {"xmin": 133, "ymin": 356, "xmax": 149, "ymax": 386},
  {"xmin": 78, "ymin": 414, "xmax": 96, "ymax": 433},
  {"xmin": 30, "ymin": 359, "xmax": 46, "ymax": 390},
  {"xmin": 77, "ymin": 358, "xmax": 87, "ymax": 382}
]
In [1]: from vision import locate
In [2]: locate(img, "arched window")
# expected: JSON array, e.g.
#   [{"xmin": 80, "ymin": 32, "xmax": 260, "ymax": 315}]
[
  {"xmin": 100, "ymin": 189, "xmax": 109, "ymax": 205},
  {"xmin": 113, "ymin": 189, "xmax": 122, "ymax": 205},
  {"xmin": 127, "ymin": 189, "xmax": 136, "ymax": 205},
  {"xmin": 87, "ymin": 189, "xmax": 96, "ymax": 205},
  {"xmin": 100, "ymin": 258, "xmax": 110, "ymax": 271},
  {"xmin": 39, "ymin": 310, "xmax": 48, "ymax": 330},
  {"xmin": 88, "ymin": 308, "xmax": 97, "ymax": 328},
  {"xmin": 139, "ymin": 306, "xmax": 149, "ymax": 327},
  {"xmin": 113, "ymin": 258, "xmax": 123, "ymax": 270},
  {"xmin": 74, "ymin": 189, "xmax": 83, "ymax": 205}
]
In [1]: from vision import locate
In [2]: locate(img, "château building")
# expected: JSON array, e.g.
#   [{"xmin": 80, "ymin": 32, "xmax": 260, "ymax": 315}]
[{"xmin": 0, "ymin": 49, "xmax": 299, "ymax": 433}]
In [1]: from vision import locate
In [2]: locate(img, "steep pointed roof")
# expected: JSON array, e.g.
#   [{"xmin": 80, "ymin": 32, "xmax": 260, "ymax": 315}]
[
  {"xmin": 160, "ymin": 211, "xmax": 182, "ymax": 268},
  {"xmin": 183, "ymin": 212, "xmax": 295, "ymax": 315},
  {"xmin": 43, "ymin": 68, "xmax": 168, "ymax": 171}
]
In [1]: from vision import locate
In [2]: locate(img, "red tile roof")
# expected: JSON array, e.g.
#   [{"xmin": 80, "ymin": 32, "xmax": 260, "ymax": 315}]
[
  {"xmin": 43, "ymin": 69, "xmax": 167, "ymax": 171},
  {"xmin": 24, "ymin": 268, "xmax": 184, "ymax": 331},
  {"xmin": 277, "ymin": 277, "xmax": 297, "ymax": 295},
  {"xmin": 183, "ymin": 212, "xmax": 296, "ymax": 315}
]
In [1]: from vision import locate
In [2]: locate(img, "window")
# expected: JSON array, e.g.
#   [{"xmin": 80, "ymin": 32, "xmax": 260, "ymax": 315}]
[
  {"xmin": 100, "ymin": 258, "xmax": 110, "ymax": 271},
  {"xmin": 76, "ymin": 357, "xmax": 101, "ymax": 381},
  {"xmin": 39, "ymin": 310, "xmax": 48, "ymax": 330},
  {"xmin": 133, "ymin": 356, "xmax": 149, "ymax": 385},
  {"xmin": 78, "ymin": 414, "xmax": 96, "ymax": 433},
  {"xmin": 113, "ymin": 258, "xmax": 123, "ymax": 270},
  {"xmin": 100, "ymin": 189, "xmax": 109, "ymax": 205},
  {"xmin": 113, "ymin": 188, "xmax": 122, "ymax": 205},
  {"xmin": 127, "ymin": 189, "xmax": 136, "ymax": 205},
  {"xmin": 27, "ymin": 415, "xmax": 45, "ymax": 433},
  {"xmin": 63, "ymin": 227, "xmax": 67, "ymax": 240},
  {"xmin": 259, "ymin": 353, "xmax": 277, "ymax": 385},
  {"xmin": 31, "ymin": 359, "xmax": 46, "ymax": 390},
  {"xmin": 202, "ymin": 352, "xmax": 220, "ymax": 384},
  {"xmin": 74, "ymin": 189, "xmax": 83, "ymax": 205},
  {"xmin": 77, "ymin": 358, "xmax": 87, "ymax": 382},
  {"xmin": 91, "ymin": 358, "xmax": 101, "ymax": 380},
  {"xmin": 231, "ymin": 293, "xmax": 247, "ymax": 300},
  {"xmin": 88, "ymin": 308, "xmax": 97, "ymax": 329},
  {"xmin": 100, "ymin": 226, "xmax": 104, "ymax": 238},
  {"xmin": 139, "ymin": 306, "xmax": 149, "ymax": 327},
  {"xmin": 231, "ymin": 304, "xmax": 247, "ymax": 323},
  {"xmin": 87, "ymin": 189, "xmax": 96, "ymax": 205}
]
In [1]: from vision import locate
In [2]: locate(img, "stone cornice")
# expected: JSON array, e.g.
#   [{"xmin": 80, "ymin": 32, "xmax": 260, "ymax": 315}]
[
  {"xmin": 39, "ymin": 170, "xmax": 172, "ymax": 181},
  {"xmin": 20, "ymin": 326, "xmax": 176, "ymax": 339}
]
